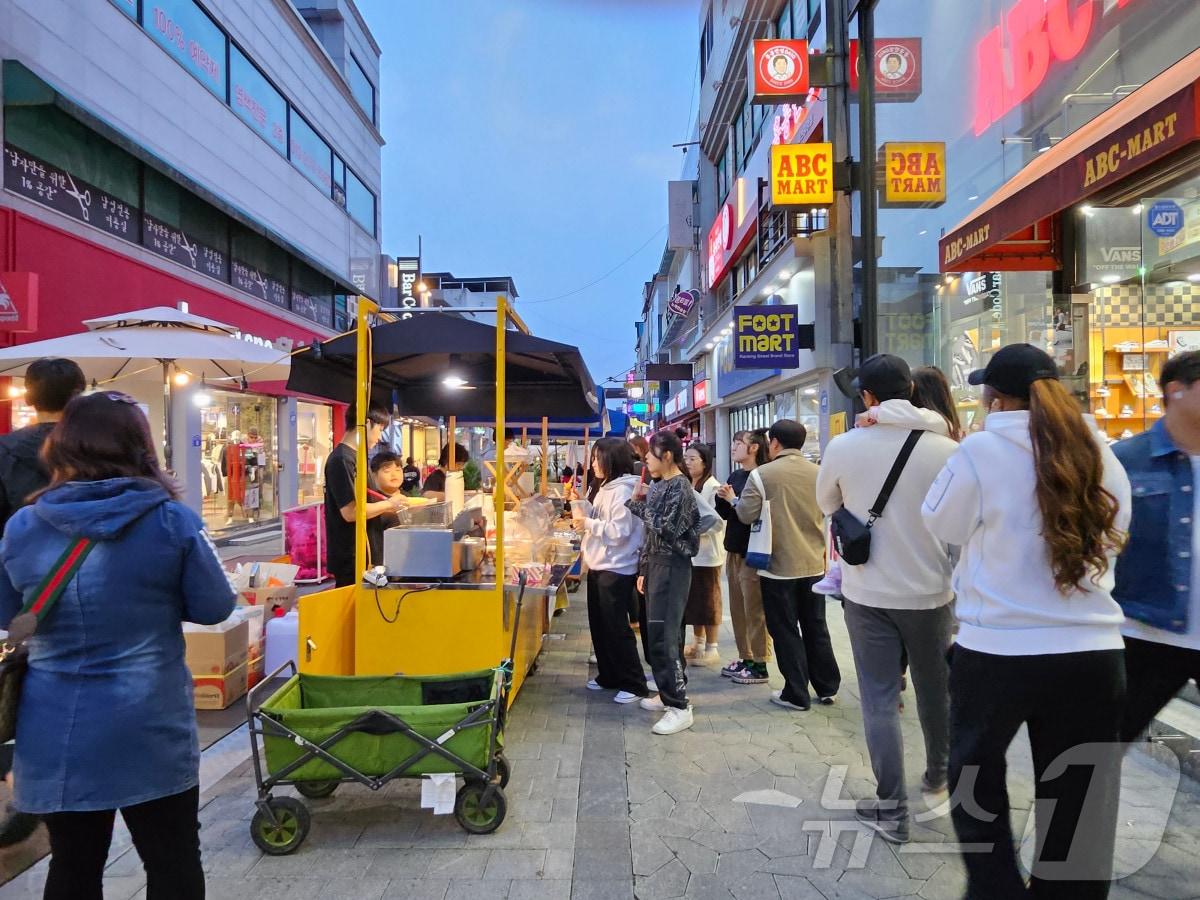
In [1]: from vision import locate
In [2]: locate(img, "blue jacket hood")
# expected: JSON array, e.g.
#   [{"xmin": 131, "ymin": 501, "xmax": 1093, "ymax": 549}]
[{"xmin": 34, "ymin": 478, "xmax": 172, "ymax": 540}]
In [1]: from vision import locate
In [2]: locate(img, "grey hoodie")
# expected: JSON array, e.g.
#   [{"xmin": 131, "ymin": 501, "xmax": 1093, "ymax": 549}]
[{"xmin": 579, "ymin": 474, "xmax": 644, "ymax": 575}]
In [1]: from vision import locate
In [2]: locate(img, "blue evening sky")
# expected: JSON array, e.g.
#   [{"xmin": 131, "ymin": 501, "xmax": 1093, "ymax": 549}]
[{"xmin": 358, "ymin": 0, "xmax": 698, "ymax": 388}]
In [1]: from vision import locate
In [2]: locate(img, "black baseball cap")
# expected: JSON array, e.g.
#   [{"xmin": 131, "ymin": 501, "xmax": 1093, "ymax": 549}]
[
  {"xmin": 968, "ymin": 343, "xmax": 1058, "ymax": 399},
  {"xmin": 849, "ymin": 354, "xmax": 912, "ymax": 398}
]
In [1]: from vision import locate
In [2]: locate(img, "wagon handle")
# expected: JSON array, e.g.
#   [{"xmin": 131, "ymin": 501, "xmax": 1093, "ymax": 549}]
[{"xmin": 502, "ymin": 571, "xmax": 528, "ymax": 670}]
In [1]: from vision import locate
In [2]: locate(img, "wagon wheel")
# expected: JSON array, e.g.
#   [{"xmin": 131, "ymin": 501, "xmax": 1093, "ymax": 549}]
[
  {"xmin": 251, "ymin": 797, "xmax": 311, "ymax": 855},
  {"xmin": 494, "ymin": 753, "xmax": 512, "ymax": 788},
  {"xmin": 454, "ymin": 783, "xmax": 507, "ymax": 834},
  {"xmin": 295, "ymin": 780, "xmax": 339, "ymax": 799}
]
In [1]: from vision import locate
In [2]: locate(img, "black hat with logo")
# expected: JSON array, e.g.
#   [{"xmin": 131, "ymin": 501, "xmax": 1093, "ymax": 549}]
[
  {"xmin": 846, "ymin": 353, "xmax": 913, "ymax": 399},
  {"xmin": 968, "ymin": 343, "xmax": 1059, "ymax": 400}
]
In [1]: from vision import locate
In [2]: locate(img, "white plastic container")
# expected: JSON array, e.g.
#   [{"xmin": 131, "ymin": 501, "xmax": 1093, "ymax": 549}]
[{"xmin": 263, "ymin": 609, "xmax": 299, "ymax": 677}]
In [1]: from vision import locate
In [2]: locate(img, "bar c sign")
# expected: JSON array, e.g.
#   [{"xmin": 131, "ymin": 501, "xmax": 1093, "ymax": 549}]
[
  {"xmin": 880, "ymin": 142, "xmax": 946, "ymax": 207},
  {"xmin": 770, "ymin": 143, "xmax": 834, "ymax": 207},
  {"xmin": 751, "ymin": 40, "xmax": 809, "ymax": 103}
]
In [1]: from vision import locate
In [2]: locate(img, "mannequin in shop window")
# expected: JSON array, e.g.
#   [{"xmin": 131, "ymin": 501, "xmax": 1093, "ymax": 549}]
[{"xmin": 221, "ymin": 428, "xmax": 265, "ymax": 527}]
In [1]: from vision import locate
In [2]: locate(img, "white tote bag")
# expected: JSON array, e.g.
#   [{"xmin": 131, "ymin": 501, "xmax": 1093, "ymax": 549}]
[{"xmin": 744, "ymin": 468, "xmax": 773, "ymax": 571}]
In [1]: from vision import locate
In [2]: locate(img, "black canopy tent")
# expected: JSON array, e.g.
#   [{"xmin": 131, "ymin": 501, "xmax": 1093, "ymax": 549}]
[{"xmin": 286, "ymin": 312, "xmax": 599, "ymax": 419}]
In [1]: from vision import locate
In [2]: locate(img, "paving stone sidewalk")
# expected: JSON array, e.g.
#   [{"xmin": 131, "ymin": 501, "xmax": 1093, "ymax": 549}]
[{"xmin": 2, "ymin": 588, "xmax": 1199, "ymax": 899}]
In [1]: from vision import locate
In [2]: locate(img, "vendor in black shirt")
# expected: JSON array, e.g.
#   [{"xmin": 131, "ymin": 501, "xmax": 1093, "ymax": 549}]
[
  {"xmin": 401, "ymin": 456, "xmax": 422, "ymax": 495},
  {"xmin": 422, "ymin": 442, "xmax": 470, "ymax": 500},
  {"xmin": 324, "ymin": 402, "xmax": 407, "ymax": 586}
]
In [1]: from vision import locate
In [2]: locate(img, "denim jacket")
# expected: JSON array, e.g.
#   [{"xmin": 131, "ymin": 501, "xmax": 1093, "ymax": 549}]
[{"xmin": 1112, "ymin": 420, "xmax": 1195, "ymax": 633}]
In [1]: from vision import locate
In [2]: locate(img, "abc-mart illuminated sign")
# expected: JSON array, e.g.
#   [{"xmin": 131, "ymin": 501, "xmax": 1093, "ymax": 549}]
[
  {"xmin": 880, "ymin": 142, "xmax": 946, "ymax": 207},
  {"xmin": 770, "ymin": 143, "xmax": 835, "ymax": 207},
  {"xmin": 974, "ymin": 0, "xmax": 1143, "ymax": 136}
]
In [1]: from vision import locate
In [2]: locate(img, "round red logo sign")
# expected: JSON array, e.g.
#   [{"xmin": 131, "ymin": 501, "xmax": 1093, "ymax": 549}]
[
  {"xmin": 875, "ymin": 43, "xmax": 917, "ymax": 89},
  {"xmin": 759, "ymin": 44, "xmax": 806, "ymax": 92}
]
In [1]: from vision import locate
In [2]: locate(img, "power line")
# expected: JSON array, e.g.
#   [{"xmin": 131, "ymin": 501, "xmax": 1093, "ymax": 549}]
[{"xmin": 521, "ymin": 226, "xmax": 667, "ymax": 305}]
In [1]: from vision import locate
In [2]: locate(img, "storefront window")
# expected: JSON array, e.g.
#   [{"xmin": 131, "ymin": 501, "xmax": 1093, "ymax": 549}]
[
  {"xmin": 199, "ymin": 390, "xmax": 277, "ymax": 531},
  {"xmin": 730, "ymin": 398, "xmax": 773, "ymax": 434},
  {"xmin": 296, "ymin": 402, "xmax": 332, "ymax": 507}
]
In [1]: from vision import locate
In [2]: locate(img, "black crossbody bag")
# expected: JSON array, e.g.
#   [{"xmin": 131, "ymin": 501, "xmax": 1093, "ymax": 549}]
[{"xmin": 830, "ymin": 430, "xmax": 923, "ymax": 566}]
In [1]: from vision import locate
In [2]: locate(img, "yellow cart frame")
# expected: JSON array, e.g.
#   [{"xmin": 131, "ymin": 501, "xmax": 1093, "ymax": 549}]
[{"xmin": 295, "ymin": 297, "xmax": 567, "ymax": 703}]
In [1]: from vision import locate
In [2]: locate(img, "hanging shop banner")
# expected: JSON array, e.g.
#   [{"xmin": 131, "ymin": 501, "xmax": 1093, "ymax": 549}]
[
  {"xmin": 733, "ymin": 305, "xmax": 814, "ymax": 369},
  {"xmin": 750, "ymin": 40, "xmax": 810, "ymax": 103},
  {"xmin": 142, "ymin": 214, "xmax": 228, "ymax": 281},
  {"xmin": 693, "ymin": 380, "xmax": 710, "ymax": 409},
  {"xmin": 849, "ymin": 39, "xmax": 922, "ymax": 102},
  {"xmin": 668, "ymin": 288, "xmax": 698, "ymax": 317},
  {"xmin": 0, "ymin": 272, "xmax": 39, "ymax": 333},
  {"xmin": 880, "ymin": 142, "xmax": 946, "ymax": 207},
  {"xmin": 4, "ymin": 145, "xmax": 137, "ymax": 243},
  {"xmin": 770, "ymin": 143, "xmax": 834, "ymax": 207},
  {"xmin": 232, "ymin": 260, "xmax": 288, "ymax": 308}
]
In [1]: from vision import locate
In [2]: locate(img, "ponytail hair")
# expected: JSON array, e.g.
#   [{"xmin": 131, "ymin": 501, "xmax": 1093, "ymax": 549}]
[{"xmin": 1026, "ymin": 379, "xmax": 1124, "ymax": 593}]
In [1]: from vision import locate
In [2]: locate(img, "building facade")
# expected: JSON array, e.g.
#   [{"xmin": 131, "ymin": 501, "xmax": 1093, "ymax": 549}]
[{"xmin": 0, "ymin": 0, "xmax": 384, "ymax": 532}]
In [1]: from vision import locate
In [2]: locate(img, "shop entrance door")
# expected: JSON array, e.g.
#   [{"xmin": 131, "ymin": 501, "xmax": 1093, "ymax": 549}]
[{"xmin": 199, "ymin": 390, "xmax": 278, "ymax": 532}]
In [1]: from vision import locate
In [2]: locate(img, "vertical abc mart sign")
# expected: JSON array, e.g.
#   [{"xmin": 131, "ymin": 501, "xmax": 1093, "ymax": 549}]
[
  {"xmin": 751, "ymin": 40, "xmax": 810, "ymax": 103},
  {"xmin": 881, "ymin": 143, "xmax": 946, "ymax": 207},
  {"xmin": 974, "ymin": 0, "xmax": 1143, "ymax": 136},
  {"xmin": 770, "ymin": 143, "xmax": 834, "ymax": 207}
]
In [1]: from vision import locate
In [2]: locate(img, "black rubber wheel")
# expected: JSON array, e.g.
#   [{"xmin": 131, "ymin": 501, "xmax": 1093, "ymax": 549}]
[
  {"xmin": 295, "ymin": 780, "xmax": 339, "ymax": 800},
  {"xmin": 250, "ymin": 797, "xmax": 311, "ymax": 855},
  {"xmin": 494, "ymin": 753, "xmax": 511, "ymax": 788},
  {"xmin": 454, "ymin": 783, "xmax": 507, "ymax": 834}
]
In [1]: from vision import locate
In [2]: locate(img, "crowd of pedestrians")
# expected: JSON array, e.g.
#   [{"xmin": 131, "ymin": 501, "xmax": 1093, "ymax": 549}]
[{"xmin": 578, "ymin": 345, "xmax": 1200, "ymax": 897}]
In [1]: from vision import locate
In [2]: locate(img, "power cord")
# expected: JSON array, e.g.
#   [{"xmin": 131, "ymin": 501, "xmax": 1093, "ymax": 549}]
[{"xmin": 374, "ymin": 584, "xmax": 435, "ymax": 625}]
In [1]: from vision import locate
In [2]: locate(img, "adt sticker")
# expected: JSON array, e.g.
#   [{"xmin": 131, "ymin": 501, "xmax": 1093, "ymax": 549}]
[
  {"xmin": 191, "ymin": 435, "xmax": 202, "ymax": 448},
  {"xmin": 819, "ymin": 391, "xmax": 829, "ymax": 414},
  {"xmin": 1147, "ymin": 200, "xmax": 1184, "ymax": 238}
]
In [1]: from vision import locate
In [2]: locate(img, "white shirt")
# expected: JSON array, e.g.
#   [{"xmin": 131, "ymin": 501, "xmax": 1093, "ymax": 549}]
[{"xmin": 1122, "ymin": 456, "xmax": 1200, "ymax": 651}]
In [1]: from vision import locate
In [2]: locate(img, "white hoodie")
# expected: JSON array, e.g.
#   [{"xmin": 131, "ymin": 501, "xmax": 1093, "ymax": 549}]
[
  {"xmin": 692, "ymin": 476, "xmax": 727, "ymax": 569},
  {"xmin": 579, "ymin": 474, "xmax": 644, "ymax": 575},
  {"xmin": 922, "ymin": 411, "xmax": 1131, "ymax": 656},
  {"xmin": 816, "ymin": 399, "xmax": 959, "ymax": 609}
]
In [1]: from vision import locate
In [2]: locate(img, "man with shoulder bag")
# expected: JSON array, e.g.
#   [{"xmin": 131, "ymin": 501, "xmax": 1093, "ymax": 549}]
[{"xmin": 816, "ymin": 354, "xmax": 958, "ymax": 845}]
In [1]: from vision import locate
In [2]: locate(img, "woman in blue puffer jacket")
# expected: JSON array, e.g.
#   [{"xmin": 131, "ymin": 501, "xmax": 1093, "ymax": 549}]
[{"xmin": 0, "ymin": 391, "xmax": 236, "ymax": 900}]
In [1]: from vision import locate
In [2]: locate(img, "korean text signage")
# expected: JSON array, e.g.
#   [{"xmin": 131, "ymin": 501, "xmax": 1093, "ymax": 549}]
[
  {"xmin": 143, "ymin": 214, "xmax": 228, "ymax": 280},
  {"xmin": 693, "ymin": 380, "xmax": 710, "ymax": 409},
  {"xmin": 772, "ymin": 89, "xmax": 824, "ymax": 146},
  {"xmin": 664, "ymin": 387, "xmax": 692, "ymax": 420},
  {"xmin": 850, "ymin": 38, "xmax": 922, "ymax": 102},
  {"xmin": 4, "ymin": 145, "xmax": 137, "ymax": 242},
  {"xmin": 668, "ymin": 289, "xmax": 697, "ymax": 317},
  {"xmin": 148, "ymin": 1, "xmax": 225, "ymax": 100},
  {"xmin": 880, "ymin": 142, "xmax": 946, "ymax": 207},
  {"xmin": 974, "ymin": 0, "xmax": 1144, "ymax": 136},
  {"xmin": 751, "ymin": 40, "xmax": 809, "ymax": 103},
  {"xmin": 770, "ymin": 143, "xmax": 834, "ymax": 207},
  {"xmin": 0, "ymin": 273, "xmax": 39, "ymax": 333},
  {"xmin": 733, "ymin": 305, "xmax": 812, "ymax": 369},
  {"xmin": 230, "ymin": 47, "xmax": 287, "ymax": 157}
]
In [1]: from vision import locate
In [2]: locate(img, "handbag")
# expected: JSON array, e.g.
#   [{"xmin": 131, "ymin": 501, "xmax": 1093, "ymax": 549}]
[
  {"xmin": 0, "ymin": 538, "xmax": 95, "ymax": 744},
  {"xmin": 744, "ymin": 469, "xmax": 773, "ymax": 571},
  {"xmin": 830, "ymin": 430, "xmax": 923, "ymax": 566}
]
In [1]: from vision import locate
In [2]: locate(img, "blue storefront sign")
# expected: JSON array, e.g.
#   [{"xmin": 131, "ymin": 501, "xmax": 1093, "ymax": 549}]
[
  {"xmin": 1147, "ymin": 200, "xmax": 1184, "ymax": 238},
  {"xmin": 717, "ymin": 332, "xmax": 777, "ymax": 398}
]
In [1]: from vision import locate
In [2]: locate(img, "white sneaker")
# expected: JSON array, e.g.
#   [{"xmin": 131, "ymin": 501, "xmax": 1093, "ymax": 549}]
[
  {"xmin": 588, "ymin": 652, "xmax": 597, "ymax": 664},
  {"xmin": 645, "ymin": 675, "xmax": 658, "ymax": 692},
  {"xmin": 614, "ymin": 691, "xmax": 641, "ymax": 705},
  {"xmin": 639, "ymin": 694, "xmax": 665, "ymax": 712},
  {"xmin": 586, "ymin": 679, "xmax": 603, "ymax": 691},
  {"xmin": 770, "ymin": 690, "xmax": 810, "ymax": 712},
  {"xmin": 652, "ymin": 706, "xmax": 694, "ymax": 735}
]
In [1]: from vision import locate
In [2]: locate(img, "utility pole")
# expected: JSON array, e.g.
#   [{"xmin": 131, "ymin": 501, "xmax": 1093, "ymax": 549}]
[
  {"xmin": 856, "ymin": 0, "xmax": 879, "ymax": 358},
  {"xmin": 825, "ymin": 0, "xmax": 855, "ymax": 351}
]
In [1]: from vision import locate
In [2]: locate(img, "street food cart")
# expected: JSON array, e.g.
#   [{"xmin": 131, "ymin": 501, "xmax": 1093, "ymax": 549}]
[{"xmin": 282, "ymin": 298, "xmax": 598, "ymax": 702}]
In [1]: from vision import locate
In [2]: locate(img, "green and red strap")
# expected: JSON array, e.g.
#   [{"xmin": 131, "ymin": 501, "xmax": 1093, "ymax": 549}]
[{"xmin": 20, "ymin": 538, "xmax": 95, "ymax": 622}]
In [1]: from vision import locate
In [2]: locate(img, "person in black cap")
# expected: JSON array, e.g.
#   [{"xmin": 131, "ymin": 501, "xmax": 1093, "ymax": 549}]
[
  {"xmin": 816, "ymin": 353, "xmax": 958, "ymax": 845},
  {"xmin": 922, "ymin": 343, "xmax": 1131, "ymax": 897}
]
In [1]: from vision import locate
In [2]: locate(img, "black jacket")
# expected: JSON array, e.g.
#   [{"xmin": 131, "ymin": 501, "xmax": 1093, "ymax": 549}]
[
  {"xmin": 0, "ymin": 422, "xmax": 54, "ymax": 535},
  {"xmin": 714, "ymin": 468, "xmax": 752, "ymax": 555}
]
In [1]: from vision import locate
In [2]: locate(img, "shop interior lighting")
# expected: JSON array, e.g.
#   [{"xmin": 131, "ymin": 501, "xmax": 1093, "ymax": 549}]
[
  {"xmin": 6, "ymin": 385, "xmax": 24, "ymax": 398},
  {"xmin": 1131, "ymin": 204, "xmax": 1144, "ymax": 215},
  {"xmin": 1101, "ymin": 274, "xmax": 1122, "ymax": 284},
  {"xmin": 1188, "ymin": 274, "xmax": 1200, "ymax": 282},
  {"xmin": 1080, "ymin": 206, "xmax": 1094, "ymax": 216},
  {"xmin": 803, "ymin": 387, "xmax": 818, "ymax": 395},
  {"xmin": 705, "ymin": 342, "xmax": 715, "ymax": 350},
  {"xmin": 193, "ymin": 375, "xmax": 211, "ymax": 408},
  {"xmin": 173, "ymin": 371, "xmax": 190, "ymax": 387},
  {"xmin": 443, "ymin": 375, "xmax": 469, "ymax": 389}
]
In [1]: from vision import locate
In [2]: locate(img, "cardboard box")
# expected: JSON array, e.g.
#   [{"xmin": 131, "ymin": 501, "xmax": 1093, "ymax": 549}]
[
  {"xmin": 231, "ymin": 562, "xmax": 300, "ymax": 614},
  {"xmin": 246, "ymin": 653, "xmax": 265, "ymax": 689},
  {"xmin": 237, "ymin": 585, "xmax": 297, "ymax": 615},
  {"xmin": 193, "ymin": 661, "xmax": 248, "ymax": 710},
  {"xmin": 183, "ymin": 619, "xmax": 249, "ymax": 676}
]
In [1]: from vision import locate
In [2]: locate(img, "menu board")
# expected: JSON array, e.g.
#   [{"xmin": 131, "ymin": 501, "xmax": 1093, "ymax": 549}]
[
  {"xmin": 232, "ymin": 259, "xmax": 288, "ymax": 308},
  {"xmin": 4, "ymin": 144, "xmax": 137, "ymax": 242},
  {"xmin": 291, "ymin": 289, "xmax": 333, "ymax": 328},
  {"xmin": 142, "ymin": 213, "xmax": 228, "ymax": 281}
]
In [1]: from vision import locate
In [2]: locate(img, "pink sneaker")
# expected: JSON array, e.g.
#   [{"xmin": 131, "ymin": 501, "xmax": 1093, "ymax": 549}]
[{"xmin": 812, "ymin": 562, "xmax": 842, "ymax": 596}]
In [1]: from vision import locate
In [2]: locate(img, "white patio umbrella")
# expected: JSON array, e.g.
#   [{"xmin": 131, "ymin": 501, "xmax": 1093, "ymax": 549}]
[{"xmin": 0, "ymin": 306, "xmax": 293, "ymax": 469}]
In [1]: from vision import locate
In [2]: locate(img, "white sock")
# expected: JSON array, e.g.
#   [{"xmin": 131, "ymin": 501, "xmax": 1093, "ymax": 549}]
[{"xmin": 706, "ymin": 642, "xmax": 719, "ymax": 652}]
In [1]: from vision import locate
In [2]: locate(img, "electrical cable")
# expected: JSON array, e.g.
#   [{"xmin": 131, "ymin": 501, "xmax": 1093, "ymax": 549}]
[
  {"xmin": 374, "ymin": 584, "xmax": 434, "ymax": 624},
  {"xmin": 520, "ymin": 226, "xmax": 667, "ymax": 305}
]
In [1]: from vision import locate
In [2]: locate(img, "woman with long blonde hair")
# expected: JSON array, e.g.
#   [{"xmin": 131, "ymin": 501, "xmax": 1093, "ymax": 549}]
[{"xmin": 923, "ymin": 344, "xmax": 1130, "ymax": 899}]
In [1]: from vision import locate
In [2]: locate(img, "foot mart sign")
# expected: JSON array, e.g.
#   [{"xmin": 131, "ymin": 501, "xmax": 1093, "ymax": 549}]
[{"xmin": 733, "ymin": 305, "xmax": 815, "ymax": 369}]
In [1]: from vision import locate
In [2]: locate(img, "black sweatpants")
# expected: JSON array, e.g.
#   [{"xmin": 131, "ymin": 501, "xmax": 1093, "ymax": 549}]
[
  {"xmin": 759, "ymin": 576, "xmax": 841, "ymax": 708},
  {"xmin": 948, "ymin": 646, "xmax": 1124, "ymax": 899},
  {"xmin": 643, "ymin": 554, "xmax": 692, "ymax": 710},
  {"xmin": 1121, "ymin": 637, "xmax": 1200, "ymax": 742},
  {"xmin": 587, "ymin": 570, "xmax": 649, "ymax": 696},
  {"xmin": 42, "ymin": 786, "xmax": 204, "ymax": 900}
]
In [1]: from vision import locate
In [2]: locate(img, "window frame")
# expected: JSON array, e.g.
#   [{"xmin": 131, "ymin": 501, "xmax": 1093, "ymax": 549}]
[{"xmin": 347, "ymin": 51, "xmax": 376, "ymax": 125}]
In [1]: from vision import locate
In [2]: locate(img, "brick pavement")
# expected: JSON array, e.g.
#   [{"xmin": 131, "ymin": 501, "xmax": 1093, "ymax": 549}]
[{"xmin": 2, "ymin": 589, "xmax": 1199, "ymax": 899}]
